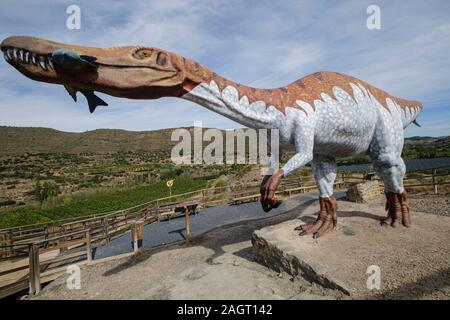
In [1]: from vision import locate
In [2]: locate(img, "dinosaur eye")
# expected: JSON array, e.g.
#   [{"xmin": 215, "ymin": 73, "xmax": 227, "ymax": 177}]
[
  {"xmin": 156, "ymin": 52, "xmax": 168, "ymax": 66},
  {"xmin": 133, "ymin": 48, "xmax": 153, "ymax": 60}
]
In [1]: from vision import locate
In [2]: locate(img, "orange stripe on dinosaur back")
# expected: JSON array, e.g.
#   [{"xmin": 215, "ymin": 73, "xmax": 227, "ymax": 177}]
[{"xmin": 179, "ymin": 56, "xmax": 422, "ymax": 114}]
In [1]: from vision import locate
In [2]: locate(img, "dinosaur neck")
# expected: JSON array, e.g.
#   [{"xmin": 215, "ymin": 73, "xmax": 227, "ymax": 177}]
[{"xmin": 178, "ymin": 57, "xmax": 289, "ymax": 128}]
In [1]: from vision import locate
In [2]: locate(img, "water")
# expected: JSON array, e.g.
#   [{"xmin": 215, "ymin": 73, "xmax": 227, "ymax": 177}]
[{"xmin": 337, "ymin": 157, "xmax": 450, "ymax": 173}]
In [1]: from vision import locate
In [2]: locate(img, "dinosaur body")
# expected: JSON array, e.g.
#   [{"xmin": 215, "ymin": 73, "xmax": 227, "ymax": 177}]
[{"xmin": 1, "ymin": 36, "xmax": 422, "ymax": 238}]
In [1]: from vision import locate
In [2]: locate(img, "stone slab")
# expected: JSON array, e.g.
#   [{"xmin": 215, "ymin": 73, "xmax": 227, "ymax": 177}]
[{"xmin": 252, "ymin": 200, "xmax": 450, "ymax": 299}]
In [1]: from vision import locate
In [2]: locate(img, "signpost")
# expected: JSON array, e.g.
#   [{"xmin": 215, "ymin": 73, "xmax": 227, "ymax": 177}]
[{"xmin": 166, "ymin": 179, "xmax": 174, "ymax": 196}]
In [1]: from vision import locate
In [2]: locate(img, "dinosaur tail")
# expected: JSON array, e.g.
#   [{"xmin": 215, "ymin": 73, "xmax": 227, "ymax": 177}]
[{"xmin": 396, "ymin": 99, "xmax": 423, "ymax": 129}]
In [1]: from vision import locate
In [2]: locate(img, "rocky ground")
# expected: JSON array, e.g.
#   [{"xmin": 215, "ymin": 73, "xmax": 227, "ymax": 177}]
[{"xmin": 408, "ymin": 193, "xmax": 450, "ymax": 216}]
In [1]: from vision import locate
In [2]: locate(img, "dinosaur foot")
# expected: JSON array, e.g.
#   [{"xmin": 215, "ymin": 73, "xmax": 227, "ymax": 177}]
[
  {"xmin": 382, "ymin": 191, "xmax": 411, "ymax": 228},
  {"xmin": 294, "ymin": 196, "xmax": 337, "ymax": 239}
]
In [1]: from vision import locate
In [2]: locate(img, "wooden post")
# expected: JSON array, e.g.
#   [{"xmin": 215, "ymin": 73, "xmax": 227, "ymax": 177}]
[
  {"xmin": 433, "ymin": 169, "xmax": 438, "ymax": 194},
  {"xmin": 102, "ymin": 217, "xmax": 109, "ymax": 244},
  {"xmin": 29, "ymin": 244, "xmax": 41, "ymax": 295},
  {"xmin": 132, "ymin": 221, "xmax": 144, "ymax": 253},
  {"xmin": 85, "ymin": 230, "xmax": 92, "ymax": 263},
  {"xmin": 133, "ymin": 223, "xmax": 138, "ymax": 253},
  {"xmin": 184, "ymin": 207, "xmax": 191, "ymax": 241},
  {"xmin": 6, "ymin": 232, "xmax": 12, "ymax": 257}
]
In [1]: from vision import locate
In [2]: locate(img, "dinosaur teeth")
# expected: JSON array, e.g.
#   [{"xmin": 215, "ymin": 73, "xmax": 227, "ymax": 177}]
[
  {"xmin": 47, "ymin": 57, "xmax": 54, "ymax": 69},
  {"xmin": 4, "ymin": 47, "xmax": 56, "ymax": 73},
  {"xmin": 38, "ymin": 56, "xmax": 47, "ymax": 70}
]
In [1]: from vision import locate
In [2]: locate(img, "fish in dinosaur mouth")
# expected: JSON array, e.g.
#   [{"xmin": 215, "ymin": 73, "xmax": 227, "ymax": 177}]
[{"xmin": 2, "ymin": 45, "xmax": 108, "ymax": 112}]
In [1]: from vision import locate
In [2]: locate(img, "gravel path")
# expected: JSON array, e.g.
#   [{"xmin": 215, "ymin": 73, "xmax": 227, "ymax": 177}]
[{"xmin": 408, "ymin": 193, "xmax": 450, "ymax": 216}]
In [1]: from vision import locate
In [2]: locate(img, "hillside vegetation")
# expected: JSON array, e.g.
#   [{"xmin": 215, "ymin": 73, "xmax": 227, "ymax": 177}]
[{"xmin": 0, "ymin": 176, "xmax": 208, "ymax": 229}]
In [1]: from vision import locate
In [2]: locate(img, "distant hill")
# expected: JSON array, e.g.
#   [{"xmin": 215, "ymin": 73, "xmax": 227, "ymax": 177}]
[
  {"xmin": 0, "ymin": 126, "xmax": 448, "ymax": 159},
  {"xmin": 0, "ymin": 126, "xmax": 188, "ymax": 155},
  {"xmin": 403, "ymin": 136, "xmax": 450, "ymax": 159}
]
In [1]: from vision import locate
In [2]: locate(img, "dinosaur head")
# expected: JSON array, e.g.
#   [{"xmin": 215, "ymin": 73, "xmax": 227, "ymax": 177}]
[{"xmin": 1, "ymin": 36, "xmax": 186, "ymax": 112}]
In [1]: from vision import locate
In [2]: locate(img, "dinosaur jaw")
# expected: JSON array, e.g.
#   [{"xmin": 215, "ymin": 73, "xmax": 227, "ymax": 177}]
[
  {"xmin": 2, "ymin": 40, "xmax": 59, "ymax": 84},
  {"xmin": 1, "ymin": 36, "xmax": 186, "ymax": 110}
]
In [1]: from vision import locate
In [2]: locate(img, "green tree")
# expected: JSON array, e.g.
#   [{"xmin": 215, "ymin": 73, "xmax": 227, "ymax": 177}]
[
  {"xmin": 34, "ymin": 179, "xmax": 43, "ymax": 204},
  {"xmin": 34, "ymin": 180, "xmax": 60, "ymax": 205}
]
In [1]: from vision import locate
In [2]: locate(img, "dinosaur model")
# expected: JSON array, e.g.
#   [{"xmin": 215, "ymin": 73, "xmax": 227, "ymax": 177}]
[{"xmin": 1, "ymin": 36, "xmax": 423, "ymax": 238}]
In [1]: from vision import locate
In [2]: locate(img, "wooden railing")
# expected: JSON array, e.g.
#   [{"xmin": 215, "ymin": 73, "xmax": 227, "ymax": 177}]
[
  {"xmin": 0, "ymin": 177, "xmax": 311, "ymax": 254},
  {"xmin": 338, "ymin": 170, "xmax": 450, "ymax": 193},
  {"xmin": 0, "ymin": 201, "xmax": 193, "ymax": 298},
  {"xmin": 0, "ymin": 227, "xmax": 141, "ymax": 298}
]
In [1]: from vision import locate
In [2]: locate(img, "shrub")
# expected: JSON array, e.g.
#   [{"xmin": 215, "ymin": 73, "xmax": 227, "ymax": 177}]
[
  {"xmin": 34, "ymin": 180, "xmax": 60, "ymax": 204},
  {"xmin": 0, "ymin": 199, "xmax": 16, "ymax": 207}
]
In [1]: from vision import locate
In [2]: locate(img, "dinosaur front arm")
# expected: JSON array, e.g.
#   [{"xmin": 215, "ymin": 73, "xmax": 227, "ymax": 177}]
[
  {"xmin": 260, "ymin": 148, "xmax": 313, "ymax": 212},
  {"xmin": 260, "ymin": 169, "xmax": 284, "ymax": 212},
  {"xmin": 282, "ymin": 150, "xmax": 314, "ymax": 177}
]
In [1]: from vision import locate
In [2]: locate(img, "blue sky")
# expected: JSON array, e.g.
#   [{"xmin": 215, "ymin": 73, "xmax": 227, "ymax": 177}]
[{"xmin": 0, "ymin": 0, "xmax": 449, "ymax": 137}]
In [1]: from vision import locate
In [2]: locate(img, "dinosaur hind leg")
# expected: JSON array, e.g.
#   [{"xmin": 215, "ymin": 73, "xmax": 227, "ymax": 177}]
[
  {"xmin": 295, "ymin": 157, "xmax": 338, "ymax": 239},
  {"xmin": 372, "ymin": 155, "xmax": 411, "ymax": 228}
]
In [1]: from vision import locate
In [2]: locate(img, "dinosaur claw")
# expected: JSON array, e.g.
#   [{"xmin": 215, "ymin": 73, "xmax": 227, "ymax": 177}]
[
  {"xmin": 299, "ymin": 230, "xmax": 307, "ymax": 236},
  {"xmin": 294, "ymin": 225, "xmax": 303, "ymax": 231},
  {"xmin": 312, "ymin": 232, "xmax": 320, "ymax": 239}
]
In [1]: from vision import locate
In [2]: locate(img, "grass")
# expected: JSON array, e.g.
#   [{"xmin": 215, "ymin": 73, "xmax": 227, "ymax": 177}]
[{"xmin": 0, "ymin": 175, "xmax": 208, "ymax": 229}]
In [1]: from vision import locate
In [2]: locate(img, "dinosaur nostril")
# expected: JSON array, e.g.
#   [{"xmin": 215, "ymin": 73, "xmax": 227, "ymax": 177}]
[{"xmin": 156, "ymin": 52, "xmax": 167, "ymax": 66}]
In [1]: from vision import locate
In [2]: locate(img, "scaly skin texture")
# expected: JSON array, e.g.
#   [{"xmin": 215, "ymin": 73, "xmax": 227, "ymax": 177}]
[{"xmin": 1, "ymin": 36, "xmax": 423, "ymax": 238}]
